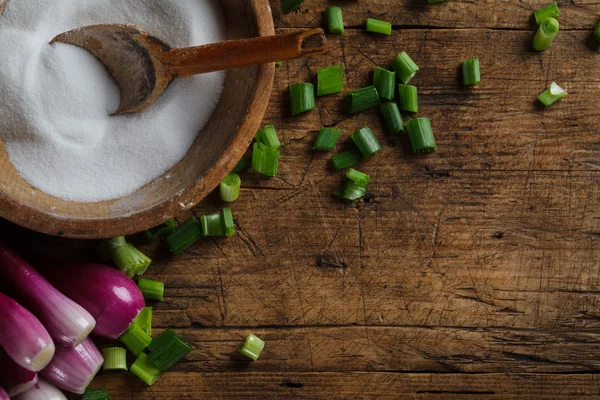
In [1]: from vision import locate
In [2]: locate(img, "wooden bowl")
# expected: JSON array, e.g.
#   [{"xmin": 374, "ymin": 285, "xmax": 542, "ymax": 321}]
[{"xmin": 0, "ymin": 0, "xmax": 274, "ymax": 239}]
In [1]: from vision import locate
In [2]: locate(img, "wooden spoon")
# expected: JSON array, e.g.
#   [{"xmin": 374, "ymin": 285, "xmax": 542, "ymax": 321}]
[{"xmin": 51, "ymin": 25, "xmax": 328, "ymax": 115}]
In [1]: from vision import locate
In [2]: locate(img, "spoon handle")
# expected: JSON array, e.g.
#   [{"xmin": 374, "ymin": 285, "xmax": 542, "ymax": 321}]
[{"xmin": 165, "ymin": 29, "xmax": 328, "ymax": 77}]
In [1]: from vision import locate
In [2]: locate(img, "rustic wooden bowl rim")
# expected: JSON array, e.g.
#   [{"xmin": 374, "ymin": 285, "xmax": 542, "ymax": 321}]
[{"xmin": 0, "ymin": 0, "xmax": 275, "ymax": 239}]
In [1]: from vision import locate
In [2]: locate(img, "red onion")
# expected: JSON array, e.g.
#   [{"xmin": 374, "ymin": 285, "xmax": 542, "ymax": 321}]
[{"xmin": 14, "ymin": 379, "xmax": 67, "ymax": 400}]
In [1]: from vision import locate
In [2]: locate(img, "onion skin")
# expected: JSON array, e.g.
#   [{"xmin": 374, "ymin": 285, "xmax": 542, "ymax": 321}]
[
  {"xmin": 0, "ymin": 292, "xmax": 55, "ymax": 372},
  {"xmin": 0, "ymin": 347, "xmax": 39, "ymax": 396},
  {"xmin": 0, "ymin": 242, "xmax": 96, "ymax": 347},
  {"xmin": 14, "ymin": 379, "xmax": 67, "ymax": 400},
  {"xmin": 40, "ymin": 338, "xmax": 103, "ymax": 395},
  {"xmin": 37, "ymin": 261, "xmax": 145, "ymax": 339}
]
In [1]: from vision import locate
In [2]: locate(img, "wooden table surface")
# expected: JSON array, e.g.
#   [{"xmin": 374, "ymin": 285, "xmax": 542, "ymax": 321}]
[{"xmin": 6, "ymin": 0, "xmax": 600, "ymax": 398}]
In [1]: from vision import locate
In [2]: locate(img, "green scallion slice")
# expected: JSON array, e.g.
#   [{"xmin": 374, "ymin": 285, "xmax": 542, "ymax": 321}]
[
  {"xmin": 346, "ymin": 168, "xmax": 370, "ymax": 188},
  {"xmin": 166, "ymin": 216, "xmax": 202, "ymax": 255},
  {"xmin": 239, "ymin": 334, "xmax": 265, "ymax": 361},
  {"xmin": 255, "ymin": 125, "xmax": 281, "ymax": 149},
  {"xmin": 220, "ymin": 173, "xmax": 241, "ymax": 203},
  {"xmin": 373, "ymin": 67, "xmax": 396, "ymax": 100},
  {"xmin": 82, "ymin": 388, "xmax": 110, "ymax": 400},
  {"xmin": 133, "ymin": 306, "xmax": 153, "ymax": 336},
  {"xmin": 120, "ymin": 324, "xmax": 152, "ymax": 356},
  {"xmin": 534, "ymin": 2, "xmax": 559, "ymax": 25},
  {"xmin": 392, "ymin": 51, "xmax": 419, "ymax": 84},
  {"xmin": 366, "ymin": 18, "xmax": 392, "ymax": 35},
  {"xmin": 398, "ymin": 84, "xmax": 418, "ymax": 113},
  {"xmin": 380, "ymin": 103, "xmax": 404, "ymax": 133},
  {"xmin": 351, "ymin": 126, "xmax": 381, "ymax": 158},
  {"xmin": 326, "ymin": 6, "xmax": 344, "ymax": 34},
  {"xmin": 533, "ymin": 17, "xmax": 559, "ymax": 51},
  {"xmin": 252, "ymin": 142, "xmax": 280, "ymax": 176},
  {"xmin": 231, "ymin": 158, "xmax": 250, "ymax": 174},
  {"xmin": 130, "ymin": 352, "xmax": 162, "ymax": 386},
  {"xmin": 280, "ymin": 0, "xmax": 304, "ymax": 14},
  {"xmin": 275, "ymin": 61, "xmax": 282, "ymax": 67},
  {"xmin": 144, "ymin": 219, "xmax": 177, "ymax": 242},
  {"xmin": 407, "ymin": 118, "xmax": 437, "ymax": 153},
  {"xmin": 331, "ymin": 148, "xmax": 363, "ymax": 171},
  {"xmin": 111, "ymin": 242, "xmax": 152, "ymax": 278},
  {"xmin": 222, "ymin": 207, "xmax": 235, "ymax": 237},
  {"xmin": 317, "ymin": 64, "xmax": 344, "ymax": 96},
  {"xmin": 201, "ymin": 213, "xmax": 225, "ymax": 237},
  {"xmin": 595, "ymin": 19, "xmax": 600, "ymax": 42},
  {"xmin": 290, "ymin": 83, "xmax": 315, "ymax": 116},
  {"xmin": 314, "ymin": 128, "xmax": 342, "ymax": 151},
  {"xmin": 102, "ymin": 347, "xmax": 128, "ymax": 372},
  {"xmin": 138, "ymin": 278, "xmax": 164, "ymax": 301},
  {"xmin": 462, "ymin": 58, "xmax": 481, "ymax": 86},
  {"xmin": 347, "ymin": 86, "xmax": 381, "ymax": 113},
  {"xmin": 537, "ymin": 81, "xmax": 567, "ymax": 107},
  {"xmin": 335, "ymin": 181, "xmax": 367, "ymax": 201},
  {"xmin": 147, "ymin": 329, "xmax": 194, "ymax": 371}
]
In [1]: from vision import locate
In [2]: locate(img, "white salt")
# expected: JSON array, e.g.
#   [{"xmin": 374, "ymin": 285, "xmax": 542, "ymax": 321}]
[{"xmin": 0, "ymin": 0, "xmax": 227, "ymax": 202}]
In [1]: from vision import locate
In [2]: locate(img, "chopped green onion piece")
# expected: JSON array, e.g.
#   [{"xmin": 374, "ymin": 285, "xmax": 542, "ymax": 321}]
[
  {"xmin": 231, "ymin": 158, "xmax": 250, "ymax": 174},
  {"xmin": 166, "ymin": 216, "xmax": 202, "ymax": 255},
  {"xmin": 366, "ymin": 18, "xmax": 392, "ymax": 35},
  {"xmin": 326, "ymin": 6, "xmax": 344, "ymax": 34},
  {"xmin": 407, "ymin": 118, "xmax": 437, "ymax": 153},
  {"xmin": 392, "ymin": 51, "xmax": 419, "ymax": 84},
  {"xmin": 290, "ymin": 83, "xmax": 315, "ymax": 116},
  {"xmin": 351, "ymin": 126, "xmax": 381, "ymax": 158},
  {"xmin": 111, "ymin": 242, "xmax": 152, "ymax": 278},
  {"xmin": 346, "ymin": 168, "xmax": 370, "ymax": 188},
  {"xmin": 537, "ymin": 81, "xmax": 567, "ymax": 107},
  {"xmin": 534, "ymin": 2, "xmax": 559, "ymax": 25},
  {"xmin": 133, "ymin": 306, "xmax": 153, "ymax": 336},
  {"xmin": 380, "ymin": 103, "xmax": 404, "ymax": 133},
  {"xmin": 533, "ymin": 17, "xmax": 559, "ymax": 51},
  {"xmin": 120, "ymin": 324, "xmax": 152, "ymax": 356},
  {"xmin": 138, "ymin": 278, "xmax": 164, "ymax": 301},
  {"xmin": 252, "ymin": 142, "xmax": 280, "ymax": 176},
  {"xmin": 317, "ymin": 64, "xmax": 344, "ymax": 96},
  {"xmin": 82, "ymin": 388, "xmax": 110, "ymax": 400},
  {"xmin": 201, "ymin": 213, "xmax": 226, "ymax": 237},
  {"xmin": 462, "ymin": 58, "xmax": 481, "ymax": 86},
  {"xmin": 275, "ymin": 61, "xmax": 282, "ymax": 67},
  {"xmin": 220, "ymin": 173, "xmax": 241, "ymax": 203},
  {"xmin": 222, "ymin": 207, "xmax": 235, "ymax": 237},
  {"xmin": 280, "ymin": 0, "xmax": 304, "ymax": 14},
  {"xmin": 373, "ymin": 67, "xmax": 396, "ymax": 100},
  {"xmin": 144, "ymin": 220, "xmax": 177, "ymax": 242},
  {"xmin": 130, "ymin": 352, "xmax": 162, "ymax": 386},
  {"xmin": 595, "ymin": 19, "xmax": 600, "ymax": 42},
  {"xmin": 331, "ymin": 148, "xmax": 363, "ymax": 171},
  {"xmin": 398, "ymin": 84, "xmax": 418, "ymax": 113},
  {"xmin": 239, "ymin": 334, "xmax": 265, "ymax": 361},
  {"xmin": 335, "ymin": 181, "xmax": 367, "ymax": 201},
  {"xmin": 255, "ymin": 125, "xmax": 281, "ymax": 149},
  {"xmin": 102, "ymin": 347, "xmax": 128, "ymax": 372},
  {"xmin": 347, "ymin": 86, "xmax": 381, "ymax": 113},
  {"xmin": 147, "ymin": 329, "xmax": 194, "ymax": 371},
  {"xmin": 314, "ymin": 128, "xmax": 342, "ymax": 151},
  {"xmin": 97, "ymin": 236, "xmax": 126, "ymax": 261}
]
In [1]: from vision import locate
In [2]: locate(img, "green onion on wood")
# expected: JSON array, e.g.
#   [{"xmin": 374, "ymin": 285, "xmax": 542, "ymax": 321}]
[
  {"xmin": 317, "ymin": 64, "xmax": 344, "ymax": 96},
  {"xmin": 138, "ymin": 278, "xmax": 164, "ymax": 301},
  {"xmin": 231, "ymin": 158, "xmax": 250, "ymax": 174},
  {"xmin": 326, "ymin": 6, "xmax": 344, "ymax": 34},
  {"xmin": 220, "ymin": 173, "xmax": 241, "ymax": 203},
  {"xmin": 102, "ymin": 347, "xmax": 128, "ymax": 372},
  {"xmin": 373, "ymin": 67, "xmax": 396, "ymax": 100},
  {"xmin": 120, "ymin": 324, "xmax": 152, "ymax": 356},
  {"xmin": 255, "ymin": 125, "xmax": 281, "ymax": 149},
  {"xmin": 366, "ymin": 18, "xmax": 392, "ymax": 35},
  {"xmin": 147, "ymin": 329, "xmax": 194, "ymax": 371},
  {"xmin": 201, "ymin": 213, "xmax": 225, "ymax": 237},
  {"xmin": 314, "ymin": 128, "xmax": 341, "ymax": 151},
  {"xmin": 133, "ymin": 306, "xmax": 153, "ymax": 336},
  {"xmin": 534, "ymin": 2, "xmax": 559, "ymax": 25},
  {"xmin": 331, "ymin": 148, "xmax": 363, "ymax": 171},
  {"xmin": 144, "ymin": 219, "xmax": 176, "ymax": 242},
  {"xmin": 407, "ymin": 118, "xmax": 437, "ymax": 153},
  {"xmin": 347, "ymin": 86, "xmax": 381, "ymax": 113},
  {"xmin": 166, "ymin": 216, "xmax": 202, "ymax": 255},
  {"xmin": 82, "ymin": 388, "xmax": 110, "ymax": 400},
  {"xmin": 537, "ymin": 82, "xmax": 567, "ymax": 107},
  {"xmin": 398, "ymin": 84, "xmax": 418, "ymax": 113},
  {"xmin": 351, "ymin": 126, "xmax": 381, "ymax": 158},
  {"xmin": 380, "ymin": 103, "xmax": 404, "ymax": 133},
  {"xmin": 252, "ymin": 142, "xmax": 280, "ymax": 176},
  {"xmin": 462, "ymin": 58, "xmax": 481, "ymax": 86},
  {"xmin": 239, "ymin": 334, "xmax": 265, "ymax": 361},
  {"xmin": 533, "ymin": 17, "xmax": 559, "ymax": 51},
  {"xmin": 290, "ymin": 83, "xmax": 315, "ymax": 116},
  {"xmin": 392, "ymin": 51, "xmax": 419, "ymax": 84},
  {"xmin": 335, "ymin": 168, "xmax": 370, "ymax": 201},
  {"xmin": 280, "ymin": 0, "xmax": 305, "ymax": 14},
  {"xmin": 130, "ymin": 352, "xmax": 162, "ymax": 386},
  {"xmin": 222, "ymin": 207, "xmax": 235, "ymax": 237}
]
